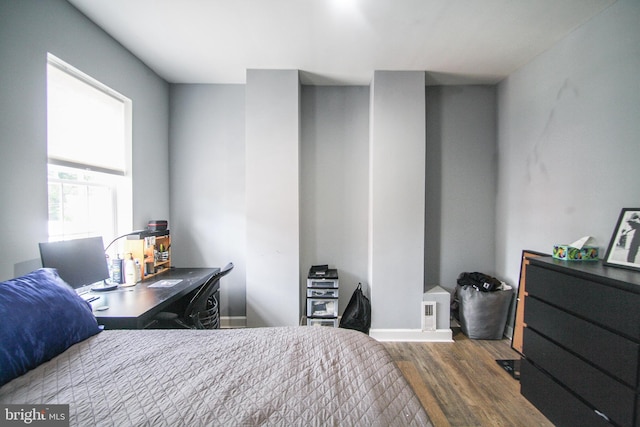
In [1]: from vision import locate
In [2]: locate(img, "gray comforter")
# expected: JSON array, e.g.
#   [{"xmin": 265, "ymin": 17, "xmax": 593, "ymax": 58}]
[{"xmin": 1, "ymin": 326, "xmax": 431, "ymax": 426}]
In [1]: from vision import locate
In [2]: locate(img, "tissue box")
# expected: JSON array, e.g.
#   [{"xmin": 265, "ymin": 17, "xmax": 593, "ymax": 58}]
[{"xmin": 552, "ymin": 245, "xmax": 599, "ymax": 261}]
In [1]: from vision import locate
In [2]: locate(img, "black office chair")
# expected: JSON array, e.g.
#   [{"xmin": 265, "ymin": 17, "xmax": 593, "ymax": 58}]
[{"xmin": 152, "ymin": 262, "xmax": 234, "ymax": 329}]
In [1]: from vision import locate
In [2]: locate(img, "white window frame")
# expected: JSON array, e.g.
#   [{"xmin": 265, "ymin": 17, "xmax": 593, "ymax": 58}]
[{"xmin": 46, "ymin": 53, "xmax": 133, "ymax": 243}]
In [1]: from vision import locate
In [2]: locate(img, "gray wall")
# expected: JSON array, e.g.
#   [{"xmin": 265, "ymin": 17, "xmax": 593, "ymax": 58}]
[
  {"xmin": 300, "ymin": 86, "xmax": 370, "ymax": 316},
  {"xmin": 7, "ymin": 0, "xmax": 633, "ymax": 335},
  {"xmin": 169, "ymin": 84, "xmax": 246, "ymax": 318},
  {"xmin": 169, "ymin": 82, "xmax": 498, "ymax": 324},
  {"xmin": 0, "ymin": 0, "xmax": 169, "ymax": 281},
  {"xmin": 496, "ymin": 0, "xmax": 640, "ymax": 297},
  {"xmin": 425, "ymin": 86, "xmax": 497, "ymax": 294},
  {"xmin": 369, "ymin": 71, "xmax": 426, "ymax": 329},
  {"xmin": 245, "ymin": 70, "xmax": 301, "ymax": 327}
]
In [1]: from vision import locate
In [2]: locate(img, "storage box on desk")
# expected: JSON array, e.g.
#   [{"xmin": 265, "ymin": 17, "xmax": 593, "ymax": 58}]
[
  {"xmin": 552, "ymin": 245, "xmax": 599, "ymax": 261},
  {"xmin": 147, "ymin": 220, "xmax": 168, "ymax": 231}
]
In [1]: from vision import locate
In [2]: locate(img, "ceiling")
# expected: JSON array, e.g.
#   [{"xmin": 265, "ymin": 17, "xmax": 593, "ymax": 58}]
[{"xmin": 67, "ymin": 0, "xmax": 615, "ymax": 86}]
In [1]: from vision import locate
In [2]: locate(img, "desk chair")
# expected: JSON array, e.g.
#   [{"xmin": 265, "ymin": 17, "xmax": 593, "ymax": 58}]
[{"xmin": 152, "ymin": 262, "xmax": 233, "ymax": 329}]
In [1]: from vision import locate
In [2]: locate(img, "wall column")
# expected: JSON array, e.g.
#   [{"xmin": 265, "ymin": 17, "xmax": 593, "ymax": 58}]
[
  {"xmin": 245, "ymin": 69, "xmax": 301, "ymax": 327},
  {"xmin": 369, "ymin": 71, "xmax": 426, "ymax": 332}
]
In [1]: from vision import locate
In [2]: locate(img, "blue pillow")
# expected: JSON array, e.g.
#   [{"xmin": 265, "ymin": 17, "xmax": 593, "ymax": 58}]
[{"xmin": 0, "ymin": 268, "xmax": 101, "ymax": 386}]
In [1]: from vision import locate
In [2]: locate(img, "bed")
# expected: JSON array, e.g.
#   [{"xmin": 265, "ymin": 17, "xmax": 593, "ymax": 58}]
[{"xmin": 0, "ymin": 269, "xmax": 432, "ymax": 426}]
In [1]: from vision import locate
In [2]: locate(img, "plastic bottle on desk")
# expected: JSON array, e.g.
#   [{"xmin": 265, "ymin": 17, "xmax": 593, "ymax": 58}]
[
  {"xmin": 124, "ymin": 253, "xmax": 136, "ymax": 286},
  {"xmin": 134, "ymin": 259, "xmax": 141, "ymax": 283},
  {"xmin": 111, "ymin": 255, "xmax": 123, "ymax": 284}
]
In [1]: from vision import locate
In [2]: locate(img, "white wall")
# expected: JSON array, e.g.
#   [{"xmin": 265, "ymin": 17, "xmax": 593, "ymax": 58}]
[
  {"xmin": 425, "ymin": 86, "xmax": 497, "ymax": 294},
  {"xmin": 496, "ymin": 0, "xmax": 640, "ymax": 293},
  {"xmin": 300, "ymin": 86, "xmax": 370, "ymax": 316},
  {"xmin": 169, "ymin": 84, "xmax": 246, "ymax": 317},
  {"xmin": 0, "ymin": 0, "xmax": 169, "ymax": 281}
]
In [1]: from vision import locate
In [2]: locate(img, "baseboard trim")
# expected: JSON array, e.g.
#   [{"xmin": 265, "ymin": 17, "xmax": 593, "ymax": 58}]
[
  {"xmin": 504, "ymin": 324, "xmax": 514, "ymax": 340},
  {"xmin": 220, "ymin": 318, "xmax": 455, "ymax": 342},
  {"xmin": 220, "ymin": 316, "xmax": 247, "ymax": 329},
  {"xmin": 370, "ymin": 328, "xmax": 453, "ymax": 342}
]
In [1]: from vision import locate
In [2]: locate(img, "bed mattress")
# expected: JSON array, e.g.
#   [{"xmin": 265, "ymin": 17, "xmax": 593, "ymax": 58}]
[{"xmin": 1, "ymin": 326, "xmax": 431, "ymax": 426}]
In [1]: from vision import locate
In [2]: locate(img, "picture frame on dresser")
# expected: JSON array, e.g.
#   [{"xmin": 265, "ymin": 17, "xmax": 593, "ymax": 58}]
[{"xmin": 603, "ymin": 207, "xmax": 640, "ymax": 271}]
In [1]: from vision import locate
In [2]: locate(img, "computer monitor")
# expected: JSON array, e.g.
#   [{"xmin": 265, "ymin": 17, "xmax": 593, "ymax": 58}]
[{"xmin": 39, "ymin": 236, "xmax": 116, "ymax": 292}]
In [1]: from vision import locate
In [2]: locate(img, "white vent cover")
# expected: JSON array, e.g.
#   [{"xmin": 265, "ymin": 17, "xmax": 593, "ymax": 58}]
[{"xmin": 421, "ymin": 301, "xmax": 437, "ymax": 331}]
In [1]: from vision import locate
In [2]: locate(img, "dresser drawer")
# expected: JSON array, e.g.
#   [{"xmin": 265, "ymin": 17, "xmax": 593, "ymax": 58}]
[
  {"xmin": 524, "ymin": 327, "xmax": 636, "ymax": 427},
  {"xmin": 307, "ymin": 288, "xmax": 339, "ymax": 298},
  {"xmin": 307, "ymin": 278, "xmax": 339, "ymax": 289},
  {"xmin": 527, "ymin": 265, "xmax": 640, "ymax": 339},
  {"xmin": 521, "ymin": 359, "xmax": 612, "ymax": 427},
  {"xmin": 306, "ymin": 298, "xmax": 338, "ymax": 318},
  {"xmin": 306, "ymin": 317, "xmax": 338, "ymax": 327},
  {"xmin": 525, "ymin": 296, "xmax": 639, "ymax": 386}
]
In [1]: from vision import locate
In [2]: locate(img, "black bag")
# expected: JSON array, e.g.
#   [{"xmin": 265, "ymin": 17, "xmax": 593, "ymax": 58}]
[
  {"xmin": 457, "ymin": 272, "xmax": 502, "ymax": 292},
  {"xmin": 339, "ymin": 283, "xmax": 371, "ymax": 334}
]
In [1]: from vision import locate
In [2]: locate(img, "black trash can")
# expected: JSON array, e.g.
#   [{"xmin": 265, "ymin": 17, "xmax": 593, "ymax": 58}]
[{"xmin": 457, "ymin": 285, "xmax": 513, "ymax": 340}]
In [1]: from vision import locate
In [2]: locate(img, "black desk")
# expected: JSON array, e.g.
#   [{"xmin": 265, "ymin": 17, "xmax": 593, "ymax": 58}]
[{"xmin": 88, "ymin": 267, "xmax": 219, "ymax": 329}]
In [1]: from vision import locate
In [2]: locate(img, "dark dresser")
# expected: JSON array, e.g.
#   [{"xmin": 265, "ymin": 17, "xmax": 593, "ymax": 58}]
[{"xmin": 521, "ymin": 256, "xmax": 640, "ymax": 427}]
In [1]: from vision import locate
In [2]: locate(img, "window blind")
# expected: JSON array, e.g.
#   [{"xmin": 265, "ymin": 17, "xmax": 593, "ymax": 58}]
[{"xmin": 47, "ymin": 62, "xmax": 126, "ymax": 174}]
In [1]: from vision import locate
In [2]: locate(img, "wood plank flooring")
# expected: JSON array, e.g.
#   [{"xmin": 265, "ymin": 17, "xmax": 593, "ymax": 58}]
[{"xmin": 383, "ymin": 329, "xmax": 553, "ymax": 427}]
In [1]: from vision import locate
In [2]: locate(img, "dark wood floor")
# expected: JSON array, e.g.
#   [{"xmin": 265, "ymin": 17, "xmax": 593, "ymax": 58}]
[{"xmin": 383, "ymin": 329, "xmax": 553, "ymax": 427}]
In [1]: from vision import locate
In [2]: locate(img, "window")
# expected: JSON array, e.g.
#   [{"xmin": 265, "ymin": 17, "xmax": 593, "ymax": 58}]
[{"xmin": 46, "ymin": 54, "xmax": 132, "ymax": 242}]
